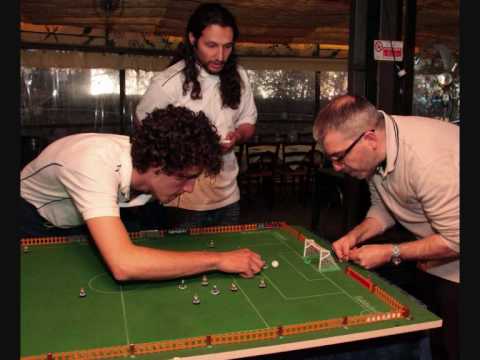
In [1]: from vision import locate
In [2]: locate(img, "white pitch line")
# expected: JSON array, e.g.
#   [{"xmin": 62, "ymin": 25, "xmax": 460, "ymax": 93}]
[
  {"xmin": 271, "ymin": 237, "xmax": 372, "ymax": 313},
  {"xmin": 234, "ymin": 278, "xmax": 270, "ymax": 328},
  {"xmin": 271, "ymin": 232, "xmax": 289, "ymax": 241},
  {"xmin": 279, "ymin": 254, "xmax": 326, "ymax": 282},
  {"xmin": 320, "ymin": 271, "xmax": 372, "ymax": 313},
  {"xmin": 261, "ymin": 272, "xmax": 288, "ymax": 299},
  {"xmin": 262, "ymin": 272, "xmax": 343, "ymax": 301},
  {"xmin": 240, "ymin": 242, "xmax": 281, "ymax": 249},
  {"xmin": 255, "ymin": 232, "xmax": 376, "ymax": 313},
  {"xmin": 119, "ymin": 285, "xmax": 131, "ymax": 345},
  {"xmin": 273, "ymin": 234, "xmax": 299, "ymax": 254}
]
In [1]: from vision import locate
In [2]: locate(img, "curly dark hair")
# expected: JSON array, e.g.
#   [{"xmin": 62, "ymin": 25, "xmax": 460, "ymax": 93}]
[
  {"xmin": 169, "ymin": 3, "xmax": 242, "ymax": 109},
  {"xmin": 131, "ymin": 105, "xmax": 223, "ymax": 176}
]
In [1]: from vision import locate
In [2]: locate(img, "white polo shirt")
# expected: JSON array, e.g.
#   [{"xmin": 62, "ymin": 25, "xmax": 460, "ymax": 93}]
[
  {"xmin": 136, "ymin": 60, "xmax": 257, "ymax": 211},
  {"xmin": 20, "ymin": 133, "xmax": 151, "ymax": 228}
]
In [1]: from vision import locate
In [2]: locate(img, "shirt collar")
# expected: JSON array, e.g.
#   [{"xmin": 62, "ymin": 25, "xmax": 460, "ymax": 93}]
[
  {"xmin": 376, "ymin": 110, "xmax": 399, "ymax": 178},
  {"xmin": 196, "ymin": 63, "xmax": 220, "ymax": 82}
]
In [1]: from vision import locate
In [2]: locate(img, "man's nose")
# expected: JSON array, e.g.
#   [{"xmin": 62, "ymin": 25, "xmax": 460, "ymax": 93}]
[
  {"xmin": 332, "ymin": 161, "xmax": 344, "ymax": 172},
  {"xmin": 216, "ymin": 47, "xmax": 225, "ymax": 62},
  {"xmin": 183, "ymin": 179, "xmax": 196, "ymax": 193}
]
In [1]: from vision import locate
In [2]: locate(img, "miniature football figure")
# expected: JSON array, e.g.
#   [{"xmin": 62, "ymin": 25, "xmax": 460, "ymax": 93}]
[
  {"xmin": 192, "ymin": 294, "xmax": 201, "ymax": 305},
  {"xmin": 211, "ymin": 284, "xmax": 220, "ymax": 295},
  {"xmin": 178, "ymin": 279, "xmax": 187, "ymax": 290}
]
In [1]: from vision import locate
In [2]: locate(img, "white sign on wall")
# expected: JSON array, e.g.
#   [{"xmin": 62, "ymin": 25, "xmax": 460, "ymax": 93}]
[{"xmin": 373, "ymin": 40, "xmax": 404, "ymax": 61}]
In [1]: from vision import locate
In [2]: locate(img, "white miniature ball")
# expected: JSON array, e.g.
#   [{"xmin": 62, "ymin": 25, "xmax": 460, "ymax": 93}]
[{"xmin": 271, "ymin": 260, "xmax": 279, "ymax": 268}]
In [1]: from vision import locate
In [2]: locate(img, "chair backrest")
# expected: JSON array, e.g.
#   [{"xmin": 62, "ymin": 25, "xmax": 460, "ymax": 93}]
[
  {"xmin": 297, "ymin": 132, "xmax": 315, "ymax": 143},
  {"xmin": 256, "ymin": 133, "xmax": 285, "ymax": 144},
  {"xmin": 281, "ymin": 141, "xmax": 316, "ymax": 170},
  {"xmin": 234, "ymin": 143, "xmax": 245, "ymax": 170},
  {"xmin": 245, "ymin": 142, "xmax": 280, "ymax": 174}
]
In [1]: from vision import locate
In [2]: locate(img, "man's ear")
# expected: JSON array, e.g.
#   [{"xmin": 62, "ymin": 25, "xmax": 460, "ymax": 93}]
[
  {"xmin": 365, "ymin": 130, "xmax": 378, "ymax": 149},
  {"xmin": 188, "ymin": 32, "xmax": 196, "ymax": 46}
]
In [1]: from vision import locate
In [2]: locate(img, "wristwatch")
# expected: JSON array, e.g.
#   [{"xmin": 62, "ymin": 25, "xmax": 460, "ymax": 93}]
[{"xmin": 391, "ymin": 244, "xmax": 402, "ymax": 266}]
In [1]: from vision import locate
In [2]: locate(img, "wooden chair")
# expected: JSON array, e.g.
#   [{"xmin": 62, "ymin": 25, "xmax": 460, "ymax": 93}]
[
  {"xmin": 234, "ymin": 143, "xmax": 245, "ymax": 171},
  {"xmin": 297, "ymin": 132, "xmax": 316, "ymax": 143},
  {"xmin": 310, "ymin": 166, "xmax": 346, "ymax": 238},
  {"xmin": 252, "ymin": 133, "xmax": 285, "ymax": 144},
  {"xmin": 278, "ymin": 141, "xmax": 317, "ymax": 204},
  {"xmin": 234, "ymin": 143, "xmax": 247, "ymax": 193},
  {"xmin": 243, "ymin": 141, "xmax": 281, "ymax": 209}
]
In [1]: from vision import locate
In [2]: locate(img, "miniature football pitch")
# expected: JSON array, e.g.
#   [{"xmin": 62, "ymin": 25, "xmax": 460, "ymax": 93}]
[{"xmin": 20, "ymin": 224, "xmax": 440, "ymax": 359}]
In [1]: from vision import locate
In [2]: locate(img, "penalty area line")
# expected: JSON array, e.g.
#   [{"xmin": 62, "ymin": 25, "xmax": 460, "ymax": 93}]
[
  {"xmin": 233, "ymin": 276, "xmax": 270, "ymax": 328},
  {"xmin": 119, "ymin": 285, "xmax": 131, "ymax": 345}
]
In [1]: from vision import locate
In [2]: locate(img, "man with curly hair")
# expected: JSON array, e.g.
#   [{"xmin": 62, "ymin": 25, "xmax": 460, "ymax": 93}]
[
  {"xmin": 136, "ymin": 3, "xmax": 257, "ymax": 228},
  {"xmin": 20, "ymin": 105, "xmax": 265, "ymax": 281}
]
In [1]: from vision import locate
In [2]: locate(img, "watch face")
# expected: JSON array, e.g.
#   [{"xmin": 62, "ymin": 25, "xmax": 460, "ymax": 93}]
[{"xmin": 391, "ymin": 245, "xmax": 401, "ymax": 265}]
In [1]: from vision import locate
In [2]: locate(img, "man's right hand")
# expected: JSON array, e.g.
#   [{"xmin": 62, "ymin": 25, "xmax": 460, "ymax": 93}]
[
  {"xmin": 216, "ymin": 248, "xmax": 265, "ymax": 278},
  {"xmin": 332, "ymin": 234, "xmax": 359, "ymax": 262}
]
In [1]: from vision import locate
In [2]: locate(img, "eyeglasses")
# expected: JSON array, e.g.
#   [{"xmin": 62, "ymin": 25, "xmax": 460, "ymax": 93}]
[{"xmin": 328, "ymin": 129, "xmax": 374, "ymax": 164}]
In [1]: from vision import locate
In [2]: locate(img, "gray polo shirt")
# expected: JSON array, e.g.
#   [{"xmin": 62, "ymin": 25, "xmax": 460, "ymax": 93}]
[{"xmin": 367, "ymin": 112, "xmax": 459, "ymax": 283}]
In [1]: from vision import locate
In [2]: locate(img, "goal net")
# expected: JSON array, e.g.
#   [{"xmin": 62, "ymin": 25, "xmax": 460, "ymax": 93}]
[{"xmin": 303, "ymin": 238, "xmax": 339, "ymax": 272}]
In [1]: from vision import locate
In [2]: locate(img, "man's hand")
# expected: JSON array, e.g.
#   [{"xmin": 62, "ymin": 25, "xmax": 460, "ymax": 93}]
[
  {"xmin": 332, "ymin": 233, "xmax": 359, "ymax": 262},
  {"xmin": 349, "ymin": 244, "xmax": 392, "ymax": 269},
  {"xmin": 221, "ymin": 124, "xmax": 256, "ymax": 154},
  {"xmin": 216, "ymin": 248, "xmax": 265, "ymax": 278},
  {"xmin": 220, "ymin": 130, "xmax": 239, "ymax": 153}
]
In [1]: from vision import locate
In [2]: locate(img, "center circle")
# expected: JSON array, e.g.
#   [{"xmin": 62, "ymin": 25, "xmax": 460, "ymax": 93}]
[{"xmin": 88, "ymin": 273, "xmax": 154, "ymax": 294}]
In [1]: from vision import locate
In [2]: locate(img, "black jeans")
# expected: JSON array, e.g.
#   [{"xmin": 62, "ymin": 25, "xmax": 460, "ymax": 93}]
[
  {"xmin": 19, "ymin": 198, "xmax": 167, "ymax": 239},
  {"xmin": 411, "ymin": 270, "xmax": 459, "ymax": 360},
  {"xmin": 19, "ymin": 197, "xmax": 88, "ymax": 238}
]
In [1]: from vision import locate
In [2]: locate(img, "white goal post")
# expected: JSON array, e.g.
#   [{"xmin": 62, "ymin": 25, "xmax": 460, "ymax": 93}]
[{"xmin": 303, "ymin": 238, "xmax": 339, "ymax": 272}]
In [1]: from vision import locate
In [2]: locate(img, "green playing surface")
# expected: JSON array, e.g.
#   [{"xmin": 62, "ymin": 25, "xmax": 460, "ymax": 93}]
[{"xmin": 21, "ymin": 225, "xmax": 440, "ymax": 359}]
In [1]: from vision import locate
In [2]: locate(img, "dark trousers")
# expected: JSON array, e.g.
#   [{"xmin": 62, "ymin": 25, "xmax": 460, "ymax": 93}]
[
  {"xmin": 412, "ymin": 270, "xmax": 459, "ymax": 360},
  {"xmin": 19, "ymin": 197, "xmax": 88, "ymax": 238},
  {"xmin": 165, "ymin": 201, "xmax": 241, "ymax": 229},
  {"xmin": 19, "ymin": 197, "xmax": 167, "ymax": 239}
]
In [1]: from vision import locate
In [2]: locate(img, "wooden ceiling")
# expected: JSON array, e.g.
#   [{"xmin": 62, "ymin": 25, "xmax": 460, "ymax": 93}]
[{"xmin": 21, "ymin": 0, "xmax": 459, "ymax": 52}]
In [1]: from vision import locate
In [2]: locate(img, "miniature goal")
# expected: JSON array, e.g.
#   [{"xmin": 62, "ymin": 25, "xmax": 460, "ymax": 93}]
[{"xmin": 303, "ymin": 238, "xmax": 339, "ymax": 272}]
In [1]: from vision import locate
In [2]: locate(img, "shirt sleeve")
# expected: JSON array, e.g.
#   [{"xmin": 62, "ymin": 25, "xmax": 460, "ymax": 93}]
[
  {"xmin": 135, "ymin": 73, "xmax": 182, "ymax": 121},
  {"xmin": 413, "ymin": 154, "xmax": 459, "ymax": 252},
  {"xmin": 235, "ymin": 67, "xmax": 257, "ymax": 127},
  {"xmin": 366, "ymin": 180, "xmax": 396, "ymax": 232}
]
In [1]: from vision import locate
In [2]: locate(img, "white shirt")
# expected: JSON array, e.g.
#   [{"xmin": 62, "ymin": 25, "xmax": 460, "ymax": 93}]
[
  {"xmin": 20, "ymin": 133, "xmax": 151, "ymax": 228},
  {"xmin": 136, "ymin": 60, "xmax": 257, "ymax": 211}
]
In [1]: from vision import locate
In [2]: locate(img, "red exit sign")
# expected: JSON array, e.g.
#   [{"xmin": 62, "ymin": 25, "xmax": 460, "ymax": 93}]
[{"xmin": 373, "ymin": 40, "xmax": 404, "ymax": 61}]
